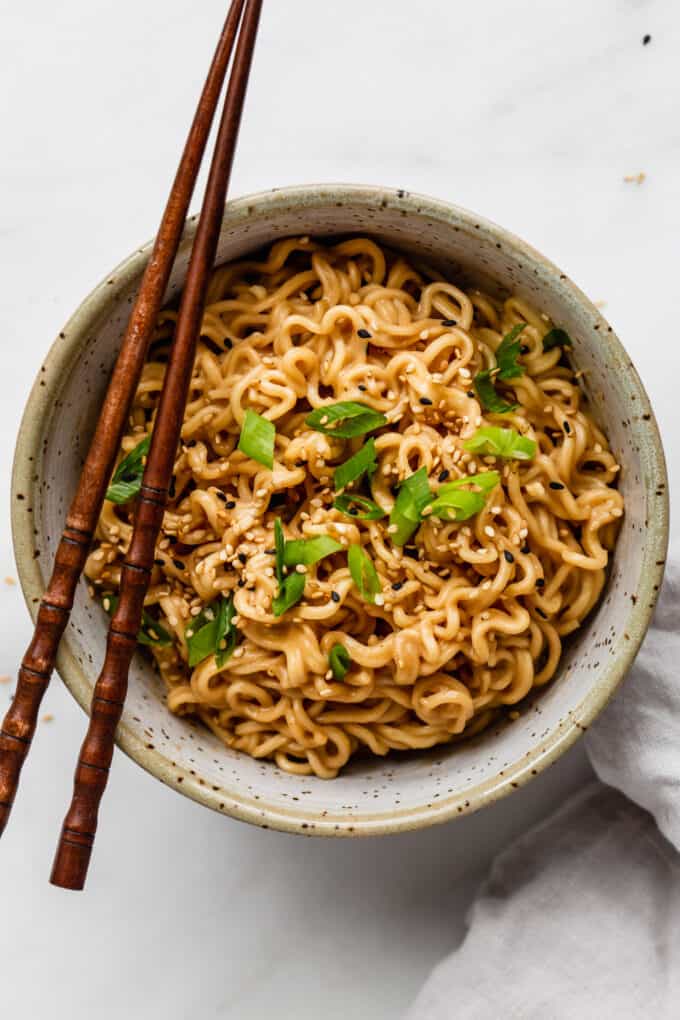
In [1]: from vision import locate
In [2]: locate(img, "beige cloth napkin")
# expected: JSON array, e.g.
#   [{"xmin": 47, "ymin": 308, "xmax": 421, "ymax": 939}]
[{"xmin": 408, "ymin": 561, "xmax": 680, "ymax": 1019}]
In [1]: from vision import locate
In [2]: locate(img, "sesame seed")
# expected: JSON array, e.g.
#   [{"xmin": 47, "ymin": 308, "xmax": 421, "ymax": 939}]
[
  {"xmin": 563, "ymin": 421, "xmax": 571, "ymax": 434},
  {"xmin": 374, "ymin": 594, "xmax": 385, "ymax": 606},
  {"xmin": 441, "ymin": 319, "xmax": 456, "ymax": 327},
  {"xmin": 331, "ymin": 591, "xmax": 340, "ymax": 603},
  {"xmin": 549, "ymin": 481, "xmax": 565, "ymax": 490},
  {"xmin": 358, "ymin": 328, "xmax": 372, "ymax": 339},
  {"xmin": 504, "ymin": 550, "xmax": 515, "ymax": 563},
  {"xmin": 536, "ymin": 578, "xmax": 545, "ymax": 587},
  {"xmin": 295, "ymin": 564, "xmax": 307, "ymax": 574},
  {"xmin": 484, "ymin": 525, "xmax": 495, "ymax": 538},
  {"xmin": 391, "ymin": 581, "xmax": 404, "ymax": 591},
  {"xmin": 458, "ymin": 367, "xmax": 471, "ymax": 379},
  {"xmin": 225, "ymin": 500, "xmax": 236, "ymax": 509},
  {"xmin": 438, "ymin": 469, "xmax": 450, "ymax": 482}
]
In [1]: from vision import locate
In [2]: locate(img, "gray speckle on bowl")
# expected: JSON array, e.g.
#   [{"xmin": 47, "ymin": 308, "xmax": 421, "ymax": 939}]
[{"xmin": 11, "ymin": 184, "xmax": 668, "ymax": 837}]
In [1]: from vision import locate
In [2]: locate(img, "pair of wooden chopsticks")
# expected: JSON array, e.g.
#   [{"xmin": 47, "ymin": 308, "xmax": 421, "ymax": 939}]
[{"xmin": 0, "ymin": 0, "xmax": 263, "ymax": 890}]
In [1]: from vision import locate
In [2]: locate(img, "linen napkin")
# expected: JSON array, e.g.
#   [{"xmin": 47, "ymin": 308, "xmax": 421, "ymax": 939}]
[{"xmin": 408, "ymin": 561, "xmax": 680, "ymax": 1020}]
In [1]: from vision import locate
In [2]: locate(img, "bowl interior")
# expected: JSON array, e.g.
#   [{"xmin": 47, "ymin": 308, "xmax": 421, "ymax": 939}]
[{"xmin": 13, "ymin": 186, "xmax": 668, "ymax": 835}]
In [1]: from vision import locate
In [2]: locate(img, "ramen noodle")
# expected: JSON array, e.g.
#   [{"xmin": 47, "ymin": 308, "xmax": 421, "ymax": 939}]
[{"xmin": 85, "ymin": 236, "xmax": 623, "ymax": 778}]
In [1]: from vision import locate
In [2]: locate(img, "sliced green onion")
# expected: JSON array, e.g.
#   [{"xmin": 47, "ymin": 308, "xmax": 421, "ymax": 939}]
[
  {"xmin": 305, "ymin": 401, "xmax": 387, "ymax": 439},
  {"xmin": 329, "ymin": 643, "xmax": 351, "ymax": 681},
  {"xmin": 473, "ymin": 324, "xmax": 528, "ymax": 414},
  {"xmin": 388, "ymin": 467, "xmax": 432, "ymax": 546},
  {"xmin": 283, "ymin": 535, "xmax": 343, "ymax": 567},
  {"xmin": 439, "ymin": 470, "xmax": 501, "ymax": 495},
  {"xmin": 463, "ymin": 427, "xmax": 536, "ymax": 461},
  {"xmin": 542, "ymin": 327, "xmax": 573, "ymax": 352},
  {"xmin": 495, "ymin": 323, "xmax": 527, "ymax": 379},
  {"xmin": 348, "ymin": 544, "xmax": 382, "ymax": 603},
  {"xmin": 272, "ymin": 572, "xmax": 306, "ymax": 617},
  {"xmin": 426, "ymin": 470, "xmax": 500, "ymax": 522},
  {"xmin": 334, "ymin": 438, "xmax": 377, "ymax": 490},
  {"xmin": 333, "ymin": 492, "xmax": 386, "ymax": 521},
  {"xmin": 473, "ymin": 371, "xmax": 519, "ymax": 414},
  {"xmin": 274, "ymin": 518, "xmax": 285, "ymax": 585},
  {"xmin": 238, "ymin": 409, "xmax": 275, "ymax": 469},
  {"xmin": 106, "ymin": 435, "xmax": 151, "ymax": 504},
  {"xmin": 102, "ymin": 591, "xmax": 172, "ymax": 647},
  {"xmin": 185, "ymin": 595, "xmax": 238, "ymax": 668}
]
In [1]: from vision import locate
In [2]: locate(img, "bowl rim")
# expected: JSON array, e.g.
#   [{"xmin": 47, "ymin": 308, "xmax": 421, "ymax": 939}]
[{"xmin": 11, "ymin": 183, "xmax": 669, "ymax": 836}]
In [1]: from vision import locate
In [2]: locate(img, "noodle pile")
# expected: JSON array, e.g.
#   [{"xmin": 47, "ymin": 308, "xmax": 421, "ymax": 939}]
[{"xmin": 85, "ymin": 236, "xmax": 623, "ymax": 778}]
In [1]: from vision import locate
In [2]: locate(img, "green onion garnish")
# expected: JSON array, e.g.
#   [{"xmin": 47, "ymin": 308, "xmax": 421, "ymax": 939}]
[
  {"xmin": 272, "ymin": 572, "xmax": 306, "ymax": 617},
  {"xmin": 271, "ymin": 525, "xmax": 341, "ymax": 617},
  {"xmin": 348, "ymin": 544, "xmax": 382, "ymax": 603},
  {"xmin": 425, "ymin": 470, "xmax": 500, "ymax": 522},
  {"xmin": 334, "ymin": 438, "xmax": 377, "ymax": 490},
  {"xmin": 237, "ymin": 409, "xmax": 275, "ymax": 469},
  {"xmin": 274, "ymin": 518, "xmax": 285, "ymax": 585},
  {"xmin": 185, "ymin": 595, "xmax": 239, "ymax": 668},
  {"xmin": 495, "ymin": 323, "xmax": 527, "ymax": 379},
  {"xmin": 106, "ymin": 435, "xmax": 151, "ymax": 504},
  {"xmin": 329, "ymin": 643, "xmax": 351, "ymax": 681},
  {"xmin": 102, "ymin": 591, "xmax": 172, "ymax": 647},
  {"xmin": 473, "ymin": 323, "xmax": 527, "ymax": 414},
  {"xmin": 333, "ymin": 492, "xmax": 386, "ymax": 520},
  {"xmin": 542, "ymin": 327, "xmax": 573, "ymax": 352},
  {"xmin": 283, "ymin": 535, "xmax": 343, "ymax": 567},
  {"xmin": 388, "ymin": 467, "xmax": 432, "ymax": 546},
  {"xmin": 473, "ymin": 373, "xmax": 518, "ymax": 414},
  {"xmin": 305, "ymin": 401, "xmax": 387, "ymax": 439},
  {"xmin": 463, "ymin": 426, "xmax": 536, "ymax": 461}
]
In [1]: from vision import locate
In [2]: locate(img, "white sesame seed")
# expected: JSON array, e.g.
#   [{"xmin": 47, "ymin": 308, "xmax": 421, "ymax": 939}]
[
  {"xmin": 374, "ymin": 594, "xmax": 385, "ymax": 606},
  {"xmin": 484, "ymin": 525, "xmax": 495, "ymax": 538}
]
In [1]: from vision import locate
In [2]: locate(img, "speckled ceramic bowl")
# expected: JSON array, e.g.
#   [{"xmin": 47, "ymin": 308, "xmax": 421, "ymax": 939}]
[{"xmin": 12, "ymin": 185, "xmax": 668, "ymax": 836}]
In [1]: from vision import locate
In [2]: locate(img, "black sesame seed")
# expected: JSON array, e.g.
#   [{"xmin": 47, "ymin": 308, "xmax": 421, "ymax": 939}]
[
  {"xmin": 536, "ymin": 578, "xmax": 545, "ymax": 587},
  {"xmin": 504, "ymin": 550, "xmax": 515, "ymax": 564},
  {"xmin": 294, "ymin": 459, "xmax": 305, "ymax": 467},
  {"xmin": 265, "ymin": 547, "xmax": 276, "ymax": 555},
  {"xmin": 438, "ymin": 469, "xmax": 450, "ymax": 482},
  {"xmin": 215, "ymin": 491, "xmax": 227, "ymax": 502},
  {"xmin": 331, "ymin": 591, "xmax": 341, "ymax": 603},
  {"xmin": 549, "ymin": 481, "xmax": 565, "ymax": 490},
  {"xmin": 358, "ymin": 384, "xmax": 367, "ymax": 392},
  {"xmin": 168, "ymin": 535, "xmax": 178, "ymax": 544},
  {"xmin": 420, "ymin": 397, "xmax": 433, "ymax": 406},
  {"xmin": 237, "ymin": 578, "xmax": 246, "ymax": 587},
  {"xmin": 441, "ymin": 319, "xmax": 456, "ymax": 327},
  {"xmin": 154, "ymin": 558, "xmax": 164, "ymax": 566},
  {"xmin": 391, "ymin": 580, "xmax": 404, "ymax": 591},
  {"xmin": 467, "ymin": 390, "xmax": 475, "ymax": 399},
  {"xmin": 225, "ymin": 500, "xmax": 236, "ymax": 509},
  {"xmin": 521, "ymin": 543, "xmax": 530, "ymax": 555},
  {"xmin": 185, "ymin": 439, "xmax": 197, "ymax": 448},
  {"xmin": 172, "ymin": 559, "xmax": 186, "ymax": 571},
  {"xmin": 357, "ymin": 328, "xmax": 372, "ymax": 339},
  {"xmin": 643, "ymin": 33, "xmax": 651, "ymax": 44},
  {"xmin": 168, "ymin": 479, "xmax": 176, "ymax": 499},
  {"xmin": 536, "ymin": 607, "xmax": 548, "ymax": 619},
  {"xmin": 563, "ymin": 421, "xmax": 571, "ymax": 434},
  {"xmin": 520, "ymin": 345, "xmax": 529, "ymax": 354},
  {"xmin": 349, "ymin": 508, "xmax": 359, "ymax": 516},
  {"xmin": 238, "ymin": 552, "xmax": 247, "ymax": 564}
]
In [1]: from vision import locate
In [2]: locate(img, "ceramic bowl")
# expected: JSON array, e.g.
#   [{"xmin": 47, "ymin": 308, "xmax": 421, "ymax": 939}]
[{"xmin": 11, "ymin": 185, "xmax": 669, "ymax": 836}]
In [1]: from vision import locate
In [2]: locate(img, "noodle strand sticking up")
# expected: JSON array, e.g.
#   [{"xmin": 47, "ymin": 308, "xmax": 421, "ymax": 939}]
[{"xmin": 85, "ymin": 237, "xmax": 623, "ymax": 778}]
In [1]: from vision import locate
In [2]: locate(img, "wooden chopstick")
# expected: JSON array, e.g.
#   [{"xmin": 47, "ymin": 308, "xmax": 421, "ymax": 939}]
[
  {"xmin": 50, "ymin": 0, "xmax": 263, "ymax": 891},
  {"xmin": 0, "ymin": 2, "xmax": 248, "ymax": 839}
]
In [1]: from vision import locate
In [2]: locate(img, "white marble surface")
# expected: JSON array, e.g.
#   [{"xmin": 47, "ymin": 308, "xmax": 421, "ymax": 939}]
[{"xmin": 0, "ymin": 1, "xmax": 677, "ymax": 1016}]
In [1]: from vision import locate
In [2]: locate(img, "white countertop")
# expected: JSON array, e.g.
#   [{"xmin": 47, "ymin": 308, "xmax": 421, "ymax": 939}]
[{"xmin": 1, "ymin": 1, "xmax": 677, "ymax": 1016}]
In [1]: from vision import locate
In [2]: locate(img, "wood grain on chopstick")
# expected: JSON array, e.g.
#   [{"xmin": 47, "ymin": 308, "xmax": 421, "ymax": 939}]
[
  {"xmin": 0, "ymin": 1, "xmax": 246, "ymax": 837},
  {"xmin": 50, "ymin": 0, "xmax": 263, "ymax": 892}
]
